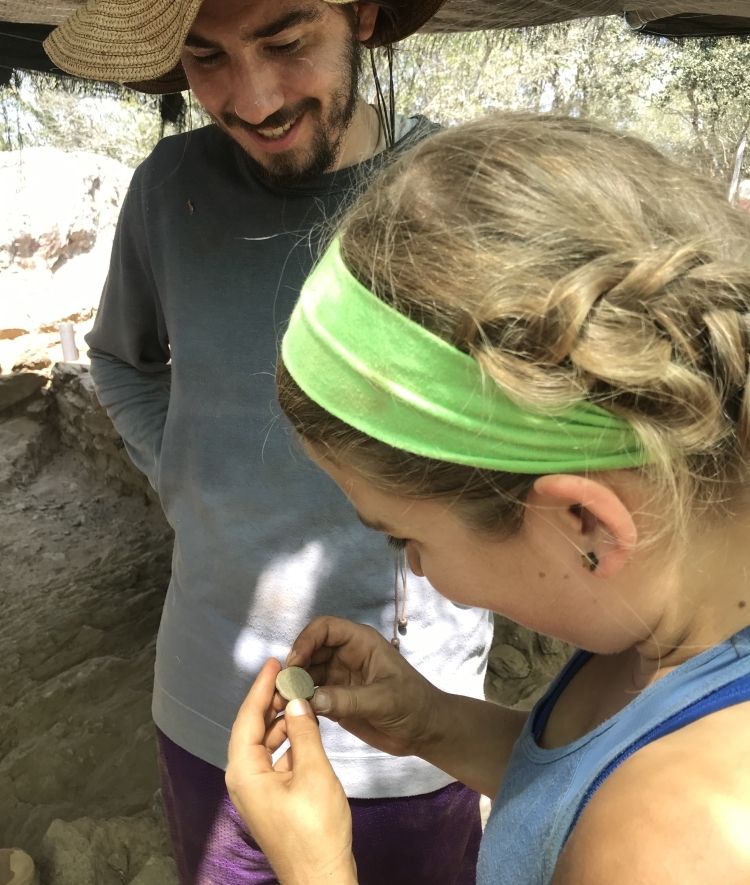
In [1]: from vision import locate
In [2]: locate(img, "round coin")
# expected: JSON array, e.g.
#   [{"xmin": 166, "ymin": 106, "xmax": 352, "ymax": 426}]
[{"xmin": 275, "ymin": 666, "xmax": 315, "ymax": 701}]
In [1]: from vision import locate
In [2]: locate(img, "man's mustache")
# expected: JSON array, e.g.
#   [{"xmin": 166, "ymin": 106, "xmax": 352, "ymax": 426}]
[{"xmin": 219, "ymin": 98, "xmax": 320, "ymax": 134}]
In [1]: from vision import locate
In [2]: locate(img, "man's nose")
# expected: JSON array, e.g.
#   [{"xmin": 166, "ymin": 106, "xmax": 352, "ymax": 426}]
[{"xmin": 230, "ymin": 57, "xmax": 284, "ymax": 125}]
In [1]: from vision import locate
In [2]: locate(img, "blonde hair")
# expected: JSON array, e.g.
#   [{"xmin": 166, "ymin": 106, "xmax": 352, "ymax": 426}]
[{"xmin": 278, "ymin": 113, "xmax": 750, "ymax": 539}]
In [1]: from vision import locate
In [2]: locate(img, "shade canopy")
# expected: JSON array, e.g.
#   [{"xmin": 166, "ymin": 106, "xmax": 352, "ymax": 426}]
[
  {"xmin": 427, "ymin": 1, "xmax": 750, "ymax": 36},
  {"xmin": 2, "ymin": 1, "xmax": 750, "ymax": 83}
]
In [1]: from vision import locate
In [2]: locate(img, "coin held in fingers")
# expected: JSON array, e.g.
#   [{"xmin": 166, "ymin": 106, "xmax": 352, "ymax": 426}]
[{"xmin": 276, "ymin": 666, "xmax": 315, "ymax": 701}]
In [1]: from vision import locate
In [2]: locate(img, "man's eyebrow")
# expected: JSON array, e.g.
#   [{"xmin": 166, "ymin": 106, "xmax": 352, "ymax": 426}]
[
  {"xmin": 356, "ymin": 511, "xmax": 394, "ymax": 534},
  {"xmin": 184, "ymin": 9, "xmax": 324, "ymax": 51},
  {"xmin": 243, "ymin": 8, "xmax": 324, "ymax": 42},
  {"xmin": 184, "ymin": 32, "xmax": 220, "ymax": 50}
]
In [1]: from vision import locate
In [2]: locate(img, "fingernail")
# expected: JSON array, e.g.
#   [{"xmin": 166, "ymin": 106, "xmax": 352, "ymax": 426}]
[
  {"xmin": 286, "ymin": 698, "xmax": 310, "ymax": 717},
  {"xmin": 312, "ymin": 689, "xmax": 330, "ymax": 714},
  {"xmin": 286, "ymin": 649, "xmax": 297, "ymax": 667}
]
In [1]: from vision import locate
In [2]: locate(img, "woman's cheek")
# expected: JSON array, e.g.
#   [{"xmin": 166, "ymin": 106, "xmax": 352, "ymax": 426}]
[
  {"xmin": 406, "ymin": 544, "xmax": 424, "ymax": 577},
  {"xmin": 415, "ymin": 554, "xmax": 467, "ymax": 606}
]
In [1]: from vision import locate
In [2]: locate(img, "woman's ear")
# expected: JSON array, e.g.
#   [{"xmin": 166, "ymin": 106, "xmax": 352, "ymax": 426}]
[
  {"xmin": 356, "ymin": 3, "xmax": 380, "ymax": 42},
  {"xmin": 530, "ymin": 474, "xmax": 638, "ymax": 579}
]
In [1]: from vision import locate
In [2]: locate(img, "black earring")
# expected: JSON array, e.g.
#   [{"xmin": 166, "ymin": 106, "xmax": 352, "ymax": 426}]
[{"xmin": 581, "ymin": 551, "xmax": 599, "ymax": 572}]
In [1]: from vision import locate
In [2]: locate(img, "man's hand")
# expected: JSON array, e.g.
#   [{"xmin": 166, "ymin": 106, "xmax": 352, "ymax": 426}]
[
  {"xmin": 287, "ymin": 616, "xmax": 443, "ymax": 758},
  {"xmin": 226, "ymin": 658, "xmax": 358, "ymax": 885}
]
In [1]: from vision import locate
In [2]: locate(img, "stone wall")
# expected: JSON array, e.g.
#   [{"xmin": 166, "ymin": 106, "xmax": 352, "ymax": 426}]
[{"xmin": 50, "ymin": 364, "xmax": 155, "ymax": 500}]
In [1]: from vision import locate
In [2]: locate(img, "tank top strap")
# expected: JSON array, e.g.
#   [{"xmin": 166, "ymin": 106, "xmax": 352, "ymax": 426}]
[
  {"xmin": 563, "ymin": 668, "xmax": 750, "ymax": 846},
  {"xmin": 532, "ymin": 650, "xmax": 592, "ymax": 741}
]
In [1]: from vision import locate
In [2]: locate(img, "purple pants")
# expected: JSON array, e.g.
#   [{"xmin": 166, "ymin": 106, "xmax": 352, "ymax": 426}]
[{"xmin": 156, "ymin": 728, "xmax": 481, "ymax": 885}]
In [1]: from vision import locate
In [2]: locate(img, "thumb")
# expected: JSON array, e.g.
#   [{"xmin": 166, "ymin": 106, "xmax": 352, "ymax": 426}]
[
  {"xmin": 311, "ymin": 684, "xmax": 388, "ymax": 722},
  {"xmin": 284, "ymin": 698, "xmax": 332, "ymax": 771}
]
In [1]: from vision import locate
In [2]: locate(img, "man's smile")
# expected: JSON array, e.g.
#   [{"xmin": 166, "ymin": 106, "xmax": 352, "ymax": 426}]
[
  {"xmin": 246, "ymin": 112, "xmax": 306, "ymax": 152},
  {"xmin": 256, "ymin": 114, "xmax": 300, "ymax": 139}
]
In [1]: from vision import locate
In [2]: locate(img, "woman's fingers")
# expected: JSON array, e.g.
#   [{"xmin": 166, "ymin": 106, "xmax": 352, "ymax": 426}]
[
  {"xmin": 284, "ymin": 699, "xmax": 334, "ymax": 774},
  {"xmin": 226, "ymin": 657, "xmax": 357, "ymax": 885},
  {"xmin": 273, "ymin": 747, "xmax": 292, "ymax": 773},
  {"xmin": 228, "ymin": 658, "xmax": 283, "ymax": 773},
  {"xmin": 263, "ymin": 713, "xmax": 288, "ymax": 755}
]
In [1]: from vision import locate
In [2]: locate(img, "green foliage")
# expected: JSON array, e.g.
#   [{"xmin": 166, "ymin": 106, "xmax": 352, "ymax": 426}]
[
  {"xmin": 367, "ymin": 18, "xmax": 750, "ymax": 184},
  {"xmin": 657, "ymin": 36, "xmax": 750, "ymax": 178},
  {"xmin": 0, "ymin": 70, "xmax": 197, "ymax": 166}
]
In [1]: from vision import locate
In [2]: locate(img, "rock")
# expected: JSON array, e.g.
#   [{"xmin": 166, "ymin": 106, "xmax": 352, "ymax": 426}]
[
  {"xmin": 130, "ymin": 855, "xmax": 178, "ymax": 885},
  {"xmin": 0, "ymin": 416, "xmax": 58, "ymax": 490},
  {"xmin": 538, "ymin": 633, "xmax": 570, "ymax": 657},
  {"xmin": 0, "ymin": 148, "xmax": 130, "ymax": 274},
  {"xmin": 0, "ymin": 373, "xmax": 45, "ymax": 412},
  {"xmin": 40, "ymin": 812, "xmax": 173, "ymax": 885},
  {"xmin": 25, "ymin": 395, "xmax": 51, "ymax": 418},
  {"xmin": 0, "ymin": 144, "xmax": 174, "ymax": 869},
  {"xmin": 0, "ymin": 849, "xmax": 36, "ymax": 885},
  {"xmin": 40, "ymin": 819, "xmax": 96, "ymax": 885},
  {"xmin": 12, "ymin": 347, "xmax": 52, "ymax": 373},
  {"xmin": 484, "ymin": 615, "xmax": 574, "ymax": 710},
  {"xmin": 0, "ymin": 328, "xmax": 30, "ymax": 340},
  {"xmin": 50, "ymin": 363, "xmax": 155, "ymax": 499},
  {"xmin": 39, "ymin": 309, "xmax": 96, "ymax": 335},
  {"xmin": 105, "ymin": 848, "xmax": 128, "ymax": 873},
  {"xmin": 488, "ymin": 643, "xmax": 531, "ymax": 680}
]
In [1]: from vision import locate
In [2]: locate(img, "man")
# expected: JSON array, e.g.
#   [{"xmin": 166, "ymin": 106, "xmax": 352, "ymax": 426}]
[{"xmin": 45, "ymin": 2, "xmax": 493, "ymax": 883}]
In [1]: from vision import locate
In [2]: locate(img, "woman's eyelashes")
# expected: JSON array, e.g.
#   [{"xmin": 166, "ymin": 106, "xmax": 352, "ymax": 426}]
[{"xmin": 387, "ymin": 535, "xmax": 408, "ymax": 551}]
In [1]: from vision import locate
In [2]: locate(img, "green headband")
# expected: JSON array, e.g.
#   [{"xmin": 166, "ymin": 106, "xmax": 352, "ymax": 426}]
[{"xmin": 281, "ymin": 240, "xmax": 649, "ymax": 474}]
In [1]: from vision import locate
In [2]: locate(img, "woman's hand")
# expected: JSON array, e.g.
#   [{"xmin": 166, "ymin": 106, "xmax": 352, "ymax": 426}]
[
  {"xmin": 226, "ymin": 658, "xmax": 357, "ymax": 885},
  {"xmin": 287, "ymin": 616, "xmax": 443, "ymax": 758}
]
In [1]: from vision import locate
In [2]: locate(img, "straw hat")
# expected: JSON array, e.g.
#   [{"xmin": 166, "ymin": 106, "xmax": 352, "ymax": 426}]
[{"xmin": 43, "ymin": 0, "xmax": 446, "ymax": 94}]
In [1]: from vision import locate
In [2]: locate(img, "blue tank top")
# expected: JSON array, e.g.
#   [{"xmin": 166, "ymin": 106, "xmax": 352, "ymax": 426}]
[{"xmin": 477, "ymin": 626, "xmax": 750, "ymax": 885}]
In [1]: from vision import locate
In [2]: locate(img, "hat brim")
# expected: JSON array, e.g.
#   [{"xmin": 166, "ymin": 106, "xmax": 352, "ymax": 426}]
[
  {"xmin": 365, "ymin": 0, "xmax": 447, "ymax": 48},
  {"xmin": 125, "ymin": 63, "xmax": 189, "ymax": 95},
  {"xmin": 44, "ymin": 0, "xmax": 203, "ymax": 91}
]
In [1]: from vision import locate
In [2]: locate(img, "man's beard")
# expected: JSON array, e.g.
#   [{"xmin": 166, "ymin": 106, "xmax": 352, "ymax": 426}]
[{"xmin": 214, "ymin": 31, "xmax": 363, "ymax": 186}]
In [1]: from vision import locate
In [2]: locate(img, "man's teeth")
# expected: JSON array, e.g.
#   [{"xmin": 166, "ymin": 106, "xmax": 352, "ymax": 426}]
[{"xmin": 257, "ymin": 117, "xmax": 297, "ymax": 139}]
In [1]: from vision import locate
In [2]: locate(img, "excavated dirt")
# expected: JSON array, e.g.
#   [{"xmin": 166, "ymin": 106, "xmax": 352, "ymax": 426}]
[
  {"xmin": 0, "ymin": 379, "xmax": 176, "ymax": 883},
  {"xmin": 0, "ymin": 448, "xmax": 172, "ymax": 852}
]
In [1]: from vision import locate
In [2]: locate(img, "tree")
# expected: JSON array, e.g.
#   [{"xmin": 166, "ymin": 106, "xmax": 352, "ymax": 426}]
[
  {"xmin": 0, "ymin": 71, "xmax": 195, "ymax": 166},
  {"xmin": 368, "ymin": 18, "xmax": 750, "ymax": 187},
  {"xmin": 657, "ymin": 36, "xmax": 750, "ymax": 181}
]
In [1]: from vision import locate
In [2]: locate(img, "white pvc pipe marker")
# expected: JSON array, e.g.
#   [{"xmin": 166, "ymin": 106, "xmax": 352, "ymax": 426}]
[{"xmin": 58, "ymin": 322, "xmax": 80, "ymax": 362}]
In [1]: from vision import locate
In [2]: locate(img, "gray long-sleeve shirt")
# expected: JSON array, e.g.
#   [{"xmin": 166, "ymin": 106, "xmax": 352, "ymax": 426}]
[{"xmin": 86, "ymin": 121, "xmax": 492, "ymax": 797}]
